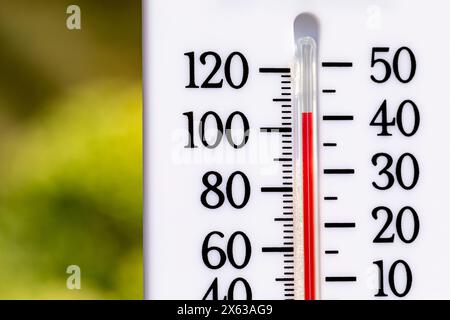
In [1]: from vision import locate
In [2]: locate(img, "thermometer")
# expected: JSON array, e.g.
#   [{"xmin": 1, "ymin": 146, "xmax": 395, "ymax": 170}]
[{"xmin": 144, "ymin": 0, "xmax": 450, "ymax": 299}]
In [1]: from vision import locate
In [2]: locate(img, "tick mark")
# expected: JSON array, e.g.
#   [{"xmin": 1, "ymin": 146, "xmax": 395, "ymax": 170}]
[
  {"xmin": 261, "ymin": 187, "xmax": 293, "ymax": 193},
  {"xmin": 323, "ymin": 115, "xmax": 354, "ymax": 121},
  {"xmin": 275, "ymin": 218, "xmax": 293, "ymax": 222},
  {"xmin": 262, "ymin": 247, "xmax": 293, "ymax": 253},
  {"xmin": 259, "ymin": 67, "xmax": 291, "ymax": 74},
  {"xmin": 276, "ymin": 278, "xmax": 294, "ymax": 282},
  {"xmin": 322, "ymin": 62, "xmax": 353, "ymax": 67},
  {"xmin": 274, "ymin": 98, "xmax": 291, "ymax": 102},
  {"xmin": 325, "ymin": 222, "xmax": 356, "ymax": 228},
  {"xmin": 260, "ymin": 127, "xmax": 292, "ymax": 133},
  {"xmin": 324, "ymin": 169, "xmax": 355, "ymax": 175},
  {"xmin": 325, "ymin": 276, "xmax": 357, "ymax": 282},
  {"xmin": 274, "ymin": 158, "xmax": 292, "ymax": 162}
]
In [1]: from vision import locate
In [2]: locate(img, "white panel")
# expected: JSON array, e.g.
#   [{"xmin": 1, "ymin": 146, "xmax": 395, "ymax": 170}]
[{"xmin": 144, "ymin": 0, "xmax": 450, "ymax": 299}]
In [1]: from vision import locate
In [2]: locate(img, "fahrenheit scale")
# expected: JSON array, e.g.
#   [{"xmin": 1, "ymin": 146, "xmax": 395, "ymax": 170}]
[{"xmin": 144, "ymin": 0, "xmax": 450, "ymax": 299}]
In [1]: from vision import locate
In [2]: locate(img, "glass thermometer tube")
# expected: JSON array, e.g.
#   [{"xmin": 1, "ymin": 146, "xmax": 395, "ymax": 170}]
[{"xmin": 294, "ymin": 36, "xmax": 318, "ymax": 300}]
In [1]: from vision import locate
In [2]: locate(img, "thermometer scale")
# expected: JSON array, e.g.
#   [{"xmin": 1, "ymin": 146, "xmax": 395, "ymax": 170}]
[{"xmin": 145, "ymin": 0, "xmax": 450, "ymax": 299}]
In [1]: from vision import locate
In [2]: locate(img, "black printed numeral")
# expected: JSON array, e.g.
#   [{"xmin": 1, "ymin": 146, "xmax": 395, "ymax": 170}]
[{"xmin": 185, "ymin": 51, "xmax": 249, "ymax": 89}]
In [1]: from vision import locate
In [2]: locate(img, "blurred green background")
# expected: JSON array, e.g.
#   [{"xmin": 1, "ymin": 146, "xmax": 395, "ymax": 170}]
[{"xmin": 0, "ymin": 1, "xmax": 142, "ymax": 299}]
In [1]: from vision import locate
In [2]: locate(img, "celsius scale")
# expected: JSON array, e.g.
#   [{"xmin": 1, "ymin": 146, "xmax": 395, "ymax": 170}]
[{"xmin": 144, "ymin": 0, "xmax": 450, "ymax": 299}]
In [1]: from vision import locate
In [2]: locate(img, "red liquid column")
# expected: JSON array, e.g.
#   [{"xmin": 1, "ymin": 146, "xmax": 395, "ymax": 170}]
[
  {"xmin": 295, "ymin": 34, "xmax": 317, "ymax": 300},
  {"xmin": 302, "ymin": 112, "xmax": 315, "ymax": 300}
]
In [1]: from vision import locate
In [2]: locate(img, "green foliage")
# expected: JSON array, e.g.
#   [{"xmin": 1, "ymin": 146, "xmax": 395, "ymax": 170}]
[{"xmin": 0, "ymin": 82, "xmax": 142, "ymax": 299}]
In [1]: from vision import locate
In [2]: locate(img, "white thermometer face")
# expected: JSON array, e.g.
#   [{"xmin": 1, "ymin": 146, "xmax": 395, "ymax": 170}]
[{"xmin": 144, "ymin": 0, "xmax": 450, "ymax": 299}]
